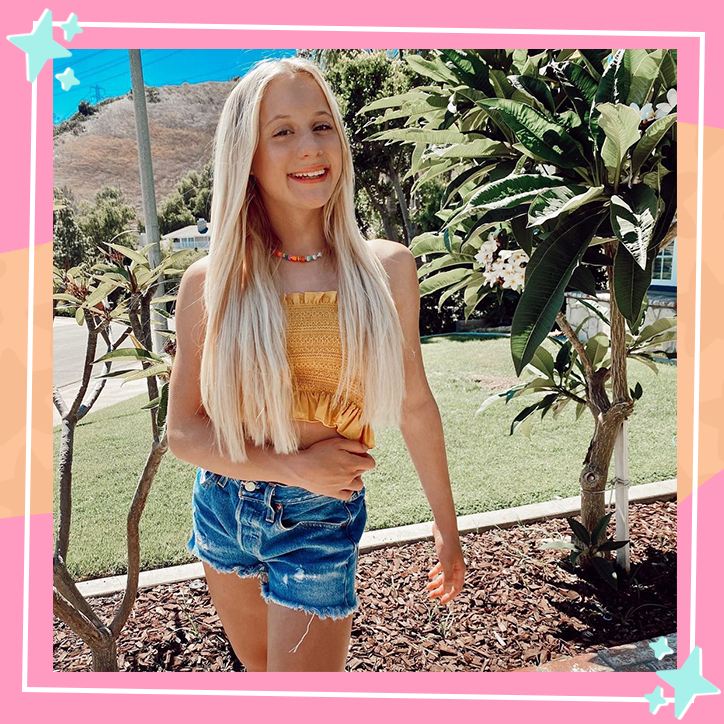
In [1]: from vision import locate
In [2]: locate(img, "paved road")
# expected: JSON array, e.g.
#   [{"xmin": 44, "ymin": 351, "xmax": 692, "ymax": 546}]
[{"xmin": 53, "ymin": 316, "xmax": 174, "ymax": 426}]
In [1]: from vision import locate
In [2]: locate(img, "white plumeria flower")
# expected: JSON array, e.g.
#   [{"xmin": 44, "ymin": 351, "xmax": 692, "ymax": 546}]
[
  {"xmin": 447, "ymin": 94, "xmax": 457, "ymax": 114},
  {"xmin": 630, "ymin": 102, "xmax": 656, "ymax": 122},
  {"xmin": 540, "ymin": 164, "xmax": 557, "ymax": 175},
  {"xmin": 654, "ymin": 88, "xmax": 677, "ymax": 119}
]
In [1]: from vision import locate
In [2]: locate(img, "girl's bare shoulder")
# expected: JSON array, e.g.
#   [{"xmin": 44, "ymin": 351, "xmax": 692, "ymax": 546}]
[{"xmin": 367, "ymin": 238, "xmax": 417, "ymax": 303}]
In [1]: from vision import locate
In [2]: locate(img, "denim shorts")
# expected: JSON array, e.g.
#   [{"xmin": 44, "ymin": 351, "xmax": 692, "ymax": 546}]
[{"xmin": 186, "ymin": 468, "xmax": 367, "ymax": 620}]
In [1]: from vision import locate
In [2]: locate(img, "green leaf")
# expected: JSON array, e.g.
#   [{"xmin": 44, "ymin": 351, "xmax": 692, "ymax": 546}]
[
  {"xmin": 567, "ymin": 516, "xmax": 591, "ymax": 546},
  {"xmin": 105, "ymin": 242, "xmax": 148, "ymax": 267},
  {"xmin": 650, "ymin": 171, "xmax": 677, "ymax": 249},
  {"xmin": 527, "ymin": 345, "xmax": 556, "ymax": 380},
  {"xmin": 567, "ymin": 264, "xmax": 598, "ymax": 296},
  {"xmin": 626, "ymin": 49, "xmax": 666, "ymax": 107},
  {"xmin": 595, "ymin": 49, "xmax": 630, "ymax": 105},
  {"xmin": 441, "ymin": 164, "xmax": 495, "ymax": 207},
  {"xmin": 140, "ymin": 395, "xmax": 161, "ymax": 410},
  {"xmin": 510, "ymin": 214, "xmax": 534, "ymax": 256},
  {"xmin": 94, "ymin": 347, "xmax": 164, "ymax": 365},
  {"xmin": 157, "ymin": 381, "xmax": 170, "ymax": 431},
  {"xmin": 510, "ymin": 401, "xmax": 543, "ymax": 436},
  {"xmin": 613, "ymin": 242, "xmax": 658, "ymax": 325},
  {"xmin": 476, "ymin": 98, "xmax": 587, "ymax": 169},
  {"xmin": 469, "ymin": 174, "xmax": 572, "ymax": 212},
  {"xmin": 405, "ymin": 54, "xmax": 460, "ymax": 85},
  {"xmin": 591, "ymin": 555, "xmax": 619, "ymax": 590},
  {"xmin": 628, "ymin": 352, "xmax": 660, "ymax": 375},
  {"xmin": 508, "ymin": 74, "xmax": 556, "ymax": 115},
  {"xmin": 438, "ymin": 49, "xmax": 496, "ymax": 96},
  {"xmin": 585, "ymin": 332, "xmax": 609, "ymax": 368},
  {"xmin": 368, "ymin": 127, "xmax": 472, "ymax": 145},
  {"xmin": 610, "ymin": 185, "xmax": 659, "ymax": 269},
  {"xmin": 438, "ymin": 139, "xmax": 510, "ymax": 158},
  {"xmin": 510, "ymin": 208, "xmax": 606, "ymax": 375},
  {"xmin": 419, "ymin": 267, "xmax": 471, "ymax": 297},
  {"xmin": 75, "ymin": 306, "xmax": 85, "ymax": 326},
  {"xmin": 635, "ymin": 316, "xmax": 677, "ymax": 345},
  {"xmin": 410, "ymin": 232, "xmax": 452, "ymax": 257},
  {"xmin": 527, "ymin": 185, "xmax": 606, "ymax": 227},
  {"xmin": 591, "ymin": 512, "xmax": 613, "ymax": 546},
  {"xmin": 150, "ymin": 294, "xmax": 179, "ymax": 305},
  {"xmin": 83, "ymin": 281, "xmax": 117, "ymax": 308},
  {"xmin": 597, "ymin": 540, "xmax": 630, "ymax": 552},
  {"xmin": 117, "ymin": 363, "xmax": 169, "ymax": 383},
  {"xmin": 52, "ymin": 293, "xmax": 82, "ymax": 304},
  {"xmin": 631, "ymin": 113, "xmax": 677, "ymax": 176},
  {"xmin": 540, "ymin": 540, "xmax": 578, "ymax": 551},
  {"xmin": 359, "ymin": 90, "xmax": 431, "ymax": 114},
  {"xmin": 597, "ymin": 103, "xmax": 642, "ymax": 184}
]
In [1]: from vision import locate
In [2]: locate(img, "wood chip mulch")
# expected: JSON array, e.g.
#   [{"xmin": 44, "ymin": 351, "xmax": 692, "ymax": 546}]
[{"xmin": 53, "ymin": 500, "xmax": 676, "ymax": 672}]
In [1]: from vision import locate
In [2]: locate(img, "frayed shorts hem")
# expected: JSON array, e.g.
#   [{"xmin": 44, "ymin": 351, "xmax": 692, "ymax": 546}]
[
  {"xmin": 186, "ymin": 541, "xmax": 268, "ymax": 581},
  {"xmin": 258, "ymin": 587, "xmax": 360, "ymax": 621},
  {"xmin": 187, "ymin": 541, "xmax": 359, "ymax": 620}
]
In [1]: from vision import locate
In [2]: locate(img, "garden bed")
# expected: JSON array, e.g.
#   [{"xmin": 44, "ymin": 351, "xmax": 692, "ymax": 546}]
[{"xmin": 53, "ymin": 499, "xmax": 676, "ymax": 672}]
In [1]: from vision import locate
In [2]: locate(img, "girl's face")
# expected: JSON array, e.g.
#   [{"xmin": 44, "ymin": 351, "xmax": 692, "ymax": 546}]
[{"xmin": 251, "ymin": 72, "xmax": 343, "ymax": 213}]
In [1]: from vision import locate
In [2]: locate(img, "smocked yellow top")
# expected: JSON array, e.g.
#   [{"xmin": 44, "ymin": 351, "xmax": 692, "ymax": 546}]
[{"xmin": 282, "ymin": 290, "xmax": 375, "ymax": 448}]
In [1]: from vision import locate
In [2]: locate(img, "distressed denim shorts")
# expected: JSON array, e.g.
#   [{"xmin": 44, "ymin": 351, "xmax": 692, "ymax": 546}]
[{"xmin": 186, "ymin": 468, "xmax": 367, "ymax": 620}]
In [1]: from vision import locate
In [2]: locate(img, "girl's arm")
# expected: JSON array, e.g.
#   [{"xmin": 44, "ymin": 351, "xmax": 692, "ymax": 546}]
[
  {"xmin": 167, "ymin": 258, "xmax": 308, "ymax": 484},
  {"xmin": 379, "ymin": 241, "xmax": 467, "ymax": 605}
]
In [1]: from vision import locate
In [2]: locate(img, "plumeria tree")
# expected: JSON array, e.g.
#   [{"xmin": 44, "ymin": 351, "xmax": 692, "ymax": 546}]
[
  {"xmin": 361, "ymin": 49, "xmax": 677, "ymax": 580},
  {"xmin": 52, "ymin": 244, "xmax": 184, "ymax": 670}
]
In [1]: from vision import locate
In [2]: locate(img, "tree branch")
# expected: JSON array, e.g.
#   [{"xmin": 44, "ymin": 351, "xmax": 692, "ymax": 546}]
[
  {"xmin": 555, "ymin": 311, "xmax": 595, "ymax": 378},
  {"xmin": 53, "ymin": 555, "xmax": 107, "ymax": 632},
  {"xmin": 109, "ymin": 433, "xmax": 168, "ymax": 637},
  {"xmin": 53, "ymin": 588, "xmax": 106, "ymax": 648}
]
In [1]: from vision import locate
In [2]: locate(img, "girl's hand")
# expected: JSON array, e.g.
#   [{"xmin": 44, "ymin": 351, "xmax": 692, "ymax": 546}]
[{"xmin": 426, "ymin": 521, "xmax": 466, "ymax": 605}]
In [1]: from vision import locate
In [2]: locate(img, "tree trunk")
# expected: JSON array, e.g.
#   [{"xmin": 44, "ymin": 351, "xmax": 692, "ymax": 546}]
[
  {"xmin": 388, "ymin": 159, "xmax": 416, "ymax": 246},
  {"xmin": 577, "ymin": 241, "xmax": 635, "ymax": 569},
  {"xmin": 91, "ymin": 636, "xmax": 119, "ymax": 672},
  {"xmin": 363, "ymin": 181, "xmax": 399, "ymax": 241}
]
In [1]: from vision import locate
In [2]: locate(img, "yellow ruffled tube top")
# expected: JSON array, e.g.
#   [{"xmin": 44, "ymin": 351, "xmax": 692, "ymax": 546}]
[{"xmin": 282, "ymin": 290, "xmax": 375, "ymax": 449}]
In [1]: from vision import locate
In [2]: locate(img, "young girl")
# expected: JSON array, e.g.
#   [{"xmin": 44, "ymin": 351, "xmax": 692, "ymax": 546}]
[{"xmin": 167, "ymin": 56, "xmax": 466, "ymax": 673}]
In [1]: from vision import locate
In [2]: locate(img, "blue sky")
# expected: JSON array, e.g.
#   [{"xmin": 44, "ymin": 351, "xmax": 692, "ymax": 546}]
[{"xmin": 52, "ymin": 49, "xmax": 296, "ymax": 123}]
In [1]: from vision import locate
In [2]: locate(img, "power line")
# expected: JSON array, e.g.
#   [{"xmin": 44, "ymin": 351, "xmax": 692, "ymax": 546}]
[{"xmin": 53, "ymin": 49, "xmax": 186, "ymax": 99}]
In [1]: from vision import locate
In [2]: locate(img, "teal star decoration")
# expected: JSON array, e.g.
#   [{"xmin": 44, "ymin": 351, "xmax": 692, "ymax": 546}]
[
  {"xmin": 657, "ymin": 646, "xmax": 720, "ymax": 719},
  {"xmin": 7, "ymin": 9, "xmax": 71, "ymax": 83},
  {"xmin": 644, "ymin": 685, "xmax": 668, "ymax": 715},
  {"xmin": 55, "ymin": 67, "xmax": 80, "ymax": 92},
  {"xmin": 650, "ymin": 635, "xmax": 674, "ymax": 660},
  {"xmin": 60, "ymin": 13, "xmax": 83, "ymax": 42}
]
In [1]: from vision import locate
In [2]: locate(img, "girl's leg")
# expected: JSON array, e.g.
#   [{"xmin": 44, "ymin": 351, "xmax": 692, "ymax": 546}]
[
  {"xmin": 266, "ymin": 602, "xmax": 354, "ymax": 672},
  {"xmin": 202, "ymin": 562, "xmax": 269, "ymax": 672}
]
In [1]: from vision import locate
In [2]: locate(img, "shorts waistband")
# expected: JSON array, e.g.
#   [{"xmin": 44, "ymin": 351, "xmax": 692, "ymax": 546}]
[{"xmin": 199, "ymin": 469, "xmax": 338, "ymax": 503}]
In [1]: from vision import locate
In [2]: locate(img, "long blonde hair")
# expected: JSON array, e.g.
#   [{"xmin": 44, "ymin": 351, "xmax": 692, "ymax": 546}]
[{"xmin": 200, "ymin": 56, "xmax": 406, "ymax": 462}]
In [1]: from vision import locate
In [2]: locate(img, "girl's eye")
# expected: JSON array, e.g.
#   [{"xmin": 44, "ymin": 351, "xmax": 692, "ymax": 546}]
[{"xmin": 273, "ymin": 124, "xmax": 332, "ymax": 137}]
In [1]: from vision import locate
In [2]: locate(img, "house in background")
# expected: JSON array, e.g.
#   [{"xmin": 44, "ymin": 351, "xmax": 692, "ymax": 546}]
[
  {"xmin": 161, "ymin": 219, "xmax": 211, "ymax": 252},
  {"xmin": 563, "ymin": 238, "xmax": 677, "ymax": 355}
]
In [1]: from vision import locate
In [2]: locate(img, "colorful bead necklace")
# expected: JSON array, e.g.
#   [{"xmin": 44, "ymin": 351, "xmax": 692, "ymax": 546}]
[{"xmin": 272, "ymin": 248, "xmax": 324, "ymax": 263}]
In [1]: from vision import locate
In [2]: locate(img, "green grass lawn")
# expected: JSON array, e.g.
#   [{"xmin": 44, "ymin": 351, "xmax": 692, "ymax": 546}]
[{"xmin": 54, "ymin": 335, "xmax": 677, "ymax": 580}]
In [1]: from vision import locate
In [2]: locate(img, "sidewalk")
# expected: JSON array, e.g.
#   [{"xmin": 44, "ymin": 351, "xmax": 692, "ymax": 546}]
[
  {"xmin": 512, "ymin": 633, "xmax": 677, "ymax": 672},
  {"xmin": 53, "ymin": 376, "xmax": 150, "ymax": 427}
]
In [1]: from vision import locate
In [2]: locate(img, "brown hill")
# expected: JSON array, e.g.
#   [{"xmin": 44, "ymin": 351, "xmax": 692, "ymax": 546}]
[{"xmin": 53, "ymin": 80, "xmax": 237, "ymax": 218}]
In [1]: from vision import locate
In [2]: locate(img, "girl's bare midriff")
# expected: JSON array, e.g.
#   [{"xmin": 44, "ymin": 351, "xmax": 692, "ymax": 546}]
[{"xmin": 294, "ymin": 419, "xmax": 347, "ymax": 451}]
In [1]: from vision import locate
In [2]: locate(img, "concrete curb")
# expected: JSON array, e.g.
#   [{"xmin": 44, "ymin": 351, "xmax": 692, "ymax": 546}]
[{"xmin": 76, "ymin": 478, "xmax": 676, "ymax": 598}]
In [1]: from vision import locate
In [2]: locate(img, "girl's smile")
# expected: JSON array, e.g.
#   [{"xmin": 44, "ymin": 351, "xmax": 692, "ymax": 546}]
[{"xmin": 288, "ymin": 166, "xmax": 330, "ymax": 183}]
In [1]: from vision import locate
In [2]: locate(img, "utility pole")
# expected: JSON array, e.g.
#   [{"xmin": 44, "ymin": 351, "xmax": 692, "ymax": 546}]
[{"xmin": 128, "ymin": 49, "xmax": 166, "ymax": 352}]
